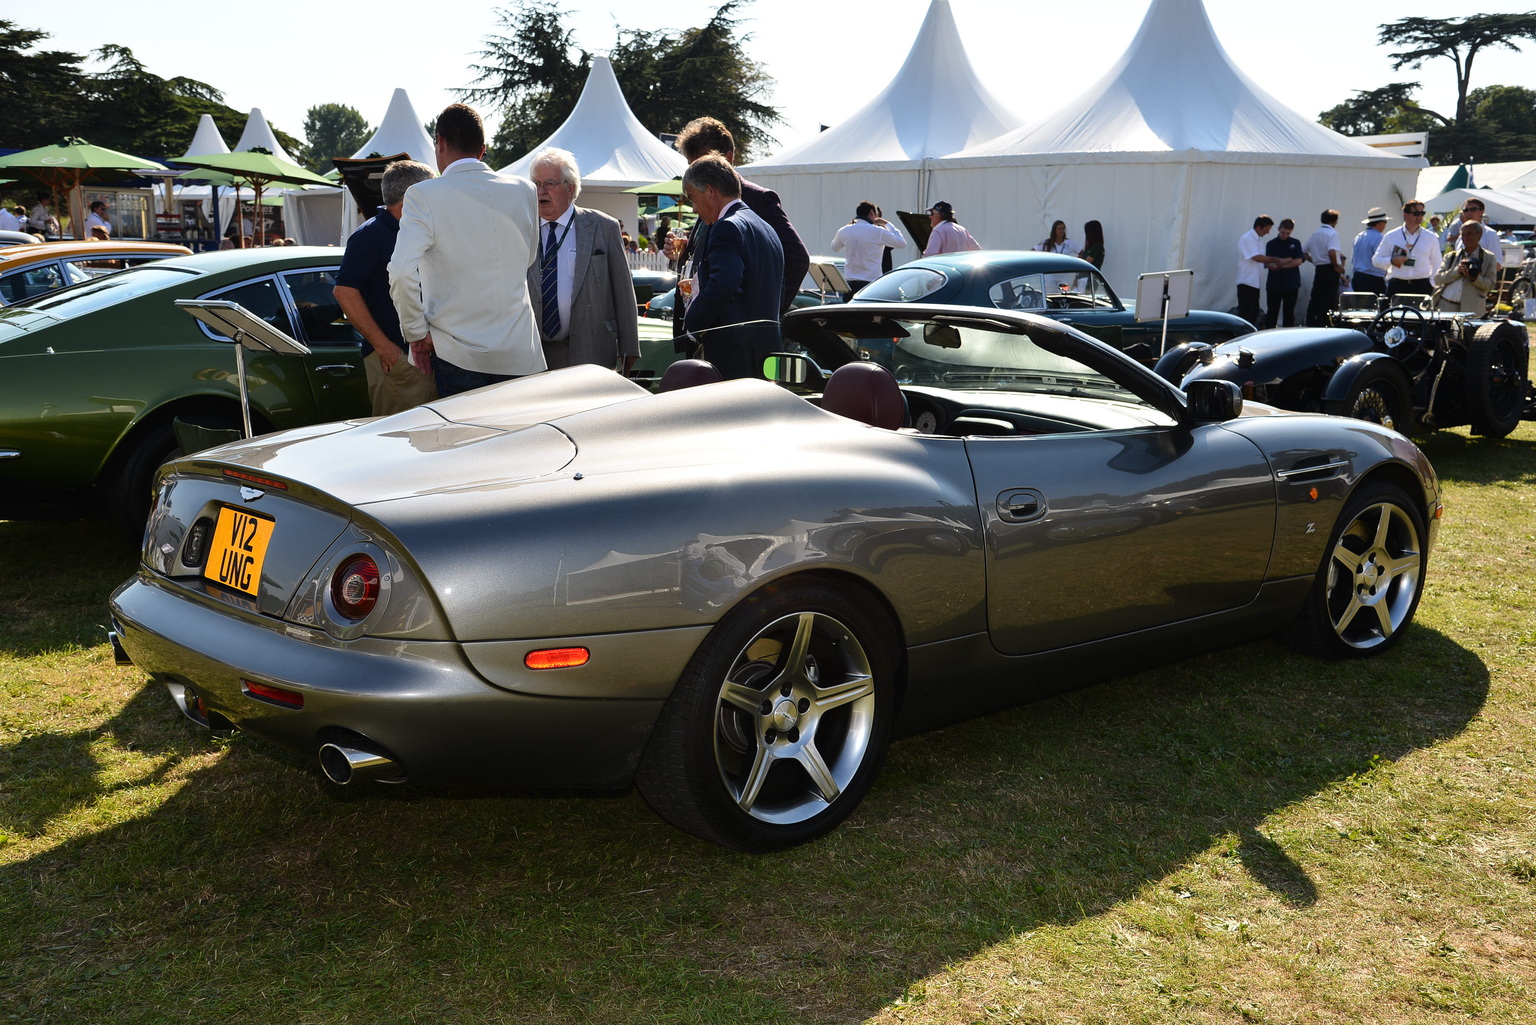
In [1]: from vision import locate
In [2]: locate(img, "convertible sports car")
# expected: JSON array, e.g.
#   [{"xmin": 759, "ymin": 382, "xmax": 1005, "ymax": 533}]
[
  {"xmin": 0, "ymin": 247, "xmax": 368, "ymax": 529},
  {"xmin": 110, "ymin": 303, "xmax": 1440, "ymax": 852},
  {"xmin": 852, "ymin": 250, "xmax": 1257, "ymax": 355}
]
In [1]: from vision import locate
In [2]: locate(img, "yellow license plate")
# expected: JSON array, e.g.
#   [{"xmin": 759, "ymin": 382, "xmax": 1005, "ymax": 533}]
[{"xmin": 204, "ymin": 507, "xmax": 275, "ymax": 597}]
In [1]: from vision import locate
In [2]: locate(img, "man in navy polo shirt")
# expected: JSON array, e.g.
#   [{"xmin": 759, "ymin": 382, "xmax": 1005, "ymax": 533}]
[{"xmin": 334, "ymin": 159, "xmax": 438, "ymax": 415}]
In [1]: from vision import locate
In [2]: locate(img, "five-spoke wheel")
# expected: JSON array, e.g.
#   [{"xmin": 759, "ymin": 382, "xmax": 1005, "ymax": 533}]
[
  {"xmin": 1286, "ymin": 482, "xmax": 1426, "ymax": 658},
  {"xmin": 638, "ymin": 582, "xmax": 894, "ymax": 851}
]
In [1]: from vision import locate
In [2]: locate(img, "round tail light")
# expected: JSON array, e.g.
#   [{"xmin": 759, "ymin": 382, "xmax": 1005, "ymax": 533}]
[{"xmin": 330, "ymin": 555, "xmax": 380, "ymax": 619}]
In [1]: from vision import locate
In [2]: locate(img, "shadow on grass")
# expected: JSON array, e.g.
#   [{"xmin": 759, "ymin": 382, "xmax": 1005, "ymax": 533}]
[
  {"xmin": 1416, "ymin": 428, "xmax": 1536, "ymax": 486},
  {"xmin": 0, "ymin": 518, "xmax": 139, "ymax": 656},
  {"xmin": 0, "ymin": 619, "xmax": 1487, "ymax": 1024}
]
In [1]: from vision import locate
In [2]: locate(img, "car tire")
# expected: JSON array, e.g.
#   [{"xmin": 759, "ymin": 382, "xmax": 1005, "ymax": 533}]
[
  {"xmin": 1284, "ymin": 481, "xmax": 1427, "ymax": 659},
  {"xmin": 107, "ymin": 415, "xmax": 237, "ymax": 538},
  {"xmin": 636, "ymin": 581, "xmax": 896, "ymax": 851},
  {"xmin": 1327, "ymin": 362, "xmax": 1412, "ymax": 433},
  {"xmin": 1464, "ymin": 321, "xmax": 1527, "ymax": 438}
]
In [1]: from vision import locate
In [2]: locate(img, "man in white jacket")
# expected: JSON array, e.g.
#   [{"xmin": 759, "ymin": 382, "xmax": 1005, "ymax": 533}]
[{"xmin": 389, "ymin": 103, "xmax": 544, "ymax": 397}]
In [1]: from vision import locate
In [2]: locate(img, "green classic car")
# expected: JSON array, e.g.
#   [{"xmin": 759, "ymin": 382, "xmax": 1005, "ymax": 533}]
[{"xmin": 0, "ymin": 247, "xmax": 369, "ymax": 530}]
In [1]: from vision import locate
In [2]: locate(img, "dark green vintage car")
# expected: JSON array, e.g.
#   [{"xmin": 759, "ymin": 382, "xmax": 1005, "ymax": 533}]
[{"xmin": 0, "ymin": 247, "xmax": 369, "ymax": 529}]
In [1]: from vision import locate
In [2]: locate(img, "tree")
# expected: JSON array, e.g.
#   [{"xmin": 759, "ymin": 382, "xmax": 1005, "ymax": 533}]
[
  {"xmin": 301, "ymin": 103, "xmax": 372, "ymax": 172},
  {"xmin": 463, "ymin": 0, "xmax": 781, "ymax": 167},
  {"xmin": 1378, "ymin": 14, "xmax": 1536, "ymax": 128},
  {"xmin": 0, "ymin": 21, "xmax": 89, "ymax": 148},
  {"xmin": 1317, "ymin": 83, "xmax": 1442, "ymax": 136},
  {"xmin": 463, "ymin": 0, "xmax": 591, "ymax": 166},
  {"xmin": 1463, "ymin": 83, "xmax": 1536, "ymax": 162}
]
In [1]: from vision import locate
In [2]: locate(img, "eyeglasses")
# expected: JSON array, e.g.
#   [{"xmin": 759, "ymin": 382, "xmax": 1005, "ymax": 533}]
[{"xmin": 534, "ymin": 179, "xmax": 571, "ymax": 191}]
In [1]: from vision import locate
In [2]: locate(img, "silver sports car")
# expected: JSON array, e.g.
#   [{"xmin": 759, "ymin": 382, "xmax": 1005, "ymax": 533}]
[{"xmin": 110, "ymin": 303, "xmax": 1441, "ymax": 851}]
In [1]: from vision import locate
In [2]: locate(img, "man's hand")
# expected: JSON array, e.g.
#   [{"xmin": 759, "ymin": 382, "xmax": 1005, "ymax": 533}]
[
  {"xmin": 409, "ymin": 333, "xmax": 435, "ymax": 376},
  {"xmin": 375, "ymin": 339, "xmax": 406, "ymax": 373}
]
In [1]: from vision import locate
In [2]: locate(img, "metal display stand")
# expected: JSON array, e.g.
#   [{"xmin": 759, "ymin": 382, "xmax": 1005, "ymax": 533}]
[
  {"xmin": 807, "ymin": 260, "xmax": 851, "ymax": 298},
  {"xmin": 1134, "ymin": 269, "xmax": 1194, "ymax": 355},
  {"xmin": 175, "ymin": 299, "xmax": 311, "ymax": 438}
]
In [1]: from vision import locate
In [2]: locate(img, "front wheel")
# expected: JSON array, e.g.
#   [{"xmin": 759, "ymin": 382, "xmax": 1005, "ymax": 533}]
[
  {"xmin": 1285, "ymin": 482, "xmax": 1427, "ymax": 659},
  {"xmin": 637, "ymin": 582, "xmax": 895, "ymax": 851},
  {"xmin": 1328, "ymin": 362, "xmax": 1412, "ymax": 433},
  {"xmin": 1464, "ymin": 321, "xmax": 1528, "ymax": 438}
]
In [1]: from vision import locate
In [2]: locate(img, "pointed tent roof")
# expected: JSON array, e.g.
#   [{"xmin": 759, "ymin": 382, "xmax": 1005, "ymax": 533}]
[
  {"xmin": 959, "ymin": 0, "xmax": 1399, "ymax": 162},
  {"xmin": 749, "ymin": 0, "xmax": 1021, "ymax": 167},
  {"xmin": 233, "ymin": 108, "xmax": 294, "ymax": 163},
  {"xmin": 498, "ymin": 56, "xmax": 686, "ymax": 188},
  {"xmin": 178, "ymin": 114, "xmax": 230, "ymax": 161},
  {"xmin": 351, "ymin": 89, "xmax": 435, "ymax": 166}
]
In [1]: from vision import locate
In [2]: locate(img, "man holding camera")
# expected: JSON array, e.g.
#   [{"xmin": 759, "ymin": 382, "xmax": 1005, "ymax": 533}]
[{"xmin": 1432, "ymin": 221, "xmax": 1498, "ymax": 313}]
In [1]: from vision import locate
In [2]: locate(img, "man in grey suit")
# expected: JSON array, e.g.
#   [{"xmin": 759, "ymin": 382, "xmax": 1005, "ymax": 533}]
[
  {"xmin": 524, "ymin": 147, "xmax": 640, "ymax": 374},
  {"xmin": 388, "ymin": 103, "xmax": 544, "ymax": 397}
]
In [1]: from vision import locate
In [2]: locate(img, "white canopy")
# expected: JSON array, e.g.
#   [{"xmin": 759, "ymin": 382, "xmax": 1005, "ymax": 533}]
[
  {"xmin": 233, "ymin": 108, "xmax": 295, "ymax": 164},
  {"xmin": 748, "ymin": 0, "xmax": 1021, "ymax": 167},
  {"xmin": 178, "ymin": 114, "xmax": 230, "ymax": 160},
  {"xmin": 499, "ymin": 56, "xmax": 687, "ymax": 189},
  {"xmin": 1418, "ymin": 160, "xmax": 1536, "ymax": 197},
  {"xmin": 1427, "ymin": 188, "xmax": 1536, "ymax": 228},
  {"xmin": 748, "ymin": 0, "xmax": 1421, "ymax": 313},
  {"xmin": 350, "ymin": 88, "xmax": 435, "ymax": 166}
]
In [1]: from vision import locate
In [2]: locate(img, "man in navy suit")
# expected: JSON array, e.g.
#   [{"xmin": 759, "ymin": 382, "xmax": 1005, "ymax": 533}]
[{"xmin": 680, "ymin": 155, "xmax": 785, "ymax": 380}]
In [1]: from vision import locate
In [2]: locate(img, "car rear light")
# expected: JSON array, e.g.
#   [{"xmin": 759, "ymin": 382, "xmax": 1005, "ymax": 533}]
[
  {"xmin": 243, "ymin": 679, "xmax": 304, "ymax": 708},
  {"xmin": 330, "ymin": 555, "xmax": 380, "ymax": 619},
  {"xmin": 525, "ymin": 647, "xmax": 590, "ymax": 670}
]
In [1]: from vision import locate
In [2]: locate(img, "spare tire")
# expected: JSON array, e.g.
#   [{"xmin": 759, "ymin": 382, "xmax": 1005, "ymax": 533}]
[{"xmin": 1464, "ymin": 321, "xmax": 1528, "ymax": 438}]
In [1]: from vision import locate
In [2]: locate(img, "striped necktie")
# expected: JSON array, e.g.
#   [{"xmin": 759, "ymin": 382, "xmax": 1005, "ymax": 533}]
[{"xmin": 542, "ymin": 220, "xmax": 561, "ymax": 338}]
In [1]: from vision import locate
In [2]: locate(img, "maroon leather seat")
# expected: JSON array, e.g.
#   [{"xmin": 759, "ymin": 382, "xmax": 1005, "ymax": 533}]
[
  {"xmin": 820, "ymin": 361, "xmax": 906, "ymax": 429},
  {"xmin": 657, "ymin": 358, "xmax": 722, "ymax": 391}
]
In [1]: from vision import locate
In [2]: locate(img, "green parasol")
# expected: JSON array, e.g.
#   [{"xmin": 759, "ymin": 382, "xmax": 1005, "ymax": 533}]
[
  {"xmin": 0, "ymin": 137, "xmax": 168, "ymax": 239},
  {"xmin": 169, "ymin": 149, "xmax": 333, "ymax": 244}
]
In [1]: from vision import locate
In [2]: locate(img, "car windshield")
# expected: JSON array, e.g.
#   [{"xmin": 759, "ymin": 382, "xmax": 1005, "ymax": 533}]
[
  {"xmin": 1, "ymin": 264, "xmax": 200, "ymax": 319},
  {"xmin": 826, "ymin": 317, "xmax": 1170, "ymax": 414},
  {"xmin": 990, "ymin": 270, "xmax": 1118, "ymax": 312},
  {"xmin": 855, "ymin": 267, "xmax": 947, "ymax": 302}
]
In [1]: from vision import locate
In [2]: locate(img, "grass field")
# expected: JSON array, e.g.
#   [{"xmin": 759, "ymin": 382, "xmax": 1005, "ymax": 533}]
[{"xmin": 1, "ymin": 423, "xmax": 1532, "ymax": 1024}]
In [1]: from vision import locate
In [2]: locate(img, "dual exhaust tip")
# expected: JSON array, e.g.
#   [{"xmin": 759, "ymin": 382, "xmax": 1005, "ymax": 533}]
[{"xmin": 318, "ymin": 742, "xmax": 407, "ymax": 785}]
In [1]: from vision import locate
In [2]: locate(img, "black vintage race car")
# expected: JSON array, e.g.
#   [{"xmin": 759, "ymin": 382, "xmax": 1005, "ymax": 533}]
[{"xmin": 1156, "ymin": 293, "xmax": 1533, "ymax": 437}]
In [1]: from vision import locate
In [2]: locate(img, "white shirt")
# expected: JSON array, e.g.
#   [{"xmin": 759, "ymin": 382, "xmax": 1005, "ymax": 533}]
[
  {"xmin": 85, "ymin": 212, "xmax": 112, "ymax": 235},
  {"xmin": 1444, "ymin": 219, "xmax": 1503, "ymax": 268},
  {"xmin": 1236, "ymin": 229, "xmax": 1269, "ymax": 289},
  {"xmin": 538, "ymin": 209, "xmax": 576, "ymax": 339},
  {"xmin": 1372, "ymin": 225, "xmax": 1441, "ymax": 282},
  {"xmin": 0, "ymin": 208, "xmax": 19, "ymax": 232},
  {"xmin": 830, "ymin": 219, "xmax": 906, "ymax": 283},
  {"xmin": 1303, "ymin": 224, "xmax": 1341, "ymax": 266}
]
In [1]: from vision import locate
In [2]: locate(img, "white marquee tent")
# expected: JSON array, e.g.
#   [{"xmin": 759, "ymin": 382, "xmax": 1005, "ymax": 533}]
[
  {"xmin": 499, "ymin": 55, "xmax": 687, "ymax": 229},
  {"xmin": 743, "ymin": 0, "xmax": 1023, "ymax": 258},
  {"xmin": 286, "ymin": 89, "xmax": 439, "ymax": 246},
  {"xmin": 750, "ymin": 0, "xmax": 1422, "ymax": 314}
]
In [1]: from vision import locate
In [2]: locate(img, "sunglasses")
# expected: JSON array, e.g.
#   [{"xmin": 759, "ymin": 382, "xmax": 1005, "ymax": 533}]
[{"xmin": 1405, "ymin": 208, "xmax": 1425, "ymax": 215}]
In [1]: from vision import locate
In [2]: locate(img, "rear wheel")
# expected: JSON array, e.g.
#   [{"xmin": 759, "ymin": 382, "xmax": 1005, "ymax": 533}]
[
  {"xmin": 636, "ymin": 581, "xmax": 895, "ymax": 851},
  {"xmin": 107, "ymin": 415, "xmax": 239, "ymax": 538},
  {"xmin": 1464, "ymin": 321, "xmax": 1528, "ymax": 438},
  {"xmin": 1285, "ymin": 482, "xmax": 1426, "ymax": 659}
]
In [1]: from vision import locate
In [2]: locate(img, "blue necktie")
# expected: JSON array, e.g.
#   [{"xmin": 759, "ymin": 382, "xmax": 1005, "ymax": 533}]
[{"xmin": 542, "ymin": 220, "xmax": 561, "ymax": 338}]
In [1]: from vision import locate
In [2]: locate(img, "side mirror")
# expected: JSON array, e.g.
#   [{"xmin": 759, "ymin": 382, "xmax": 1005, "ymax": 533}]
[
  {"xmin": 764, "ymin": 351, "xmax": 828, "ymax": 389},
  {"xmin": 1184, "ymin": 379, "xmax": 1243, "ymax": 423}
]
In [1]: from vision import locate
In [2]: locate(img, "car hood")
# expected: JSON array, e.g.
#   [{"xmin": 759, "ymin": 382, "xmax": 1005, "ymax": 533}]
[{"xmin": 176, "ymin": 365, "xmax": 861, "ymax": 509}]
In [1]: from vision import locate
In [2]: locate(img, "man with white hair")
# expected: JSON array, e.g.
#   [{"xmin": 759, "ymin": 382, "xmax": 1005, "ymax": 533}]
[{"xmin": 523, "ymin": 147, "xmax": 639, "ymax": 373}]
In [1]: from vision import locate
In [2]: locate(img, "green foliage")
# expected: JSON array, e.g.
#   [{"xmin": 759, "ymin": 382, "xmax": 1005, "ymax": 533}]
[
  {"xmin": 1463, "ymin": 84, "xmax": 1536, "ymax": 163},
  {"xmin": 301, "ymin": 103, "xmax": 372, "ymax": 173},
  {"xmin": 0, "ymin": 20, "xmax": 89, "ymax": 148},
  {"xmin": 1318, "ymin": 83, "xmax": 1442, "ymax": 137},
  {"xmin": 1378, "ymin": 14, "xmax": 1536, "ymax": 124},
  {"xmin": 464, "ymin": 0, "xmax": 781, "ymax": 168}
]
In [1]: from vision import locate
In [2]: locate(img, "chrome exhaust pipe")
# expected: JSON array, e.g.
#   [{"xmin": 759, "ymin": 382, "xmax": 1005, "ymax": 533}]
[
  {"xmin": 318, "ymin": 742, "xmax": 406, "ymax": 785},
  {"xmin": 108, "ymin": 630, "xmax": 133, "ymax": 666}
]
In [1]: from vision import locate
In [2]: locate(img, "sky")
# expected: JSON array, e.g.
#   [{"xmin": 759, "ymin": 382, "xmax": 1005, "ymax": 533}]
[{"xmin": 24, "ymin": 0, "xmax": 1536, "ymax": 161}]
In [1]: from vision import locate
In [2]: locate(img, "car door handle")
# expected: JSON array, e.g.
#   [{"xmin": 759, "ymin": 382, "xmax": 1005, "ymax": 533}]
[
  {"xmin": 997, "ymin": 488, "xmax": 1046, "ymax": 523},
  {"xmin": 313, "ymin": 364, "xmax": 356, "ymax": 376},
  {"xmin": 1058, "ymin": 317, "xmax": 1073, "ymax": 323}
]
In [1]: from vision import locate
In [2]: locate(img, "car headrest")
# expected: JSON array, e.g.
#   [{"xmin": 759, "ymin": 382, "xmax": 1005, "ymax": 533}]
[
  {"xmin": 658, "ymin": 358, "xmax": 722, "ymax": 391},
  {"xmin": 820, "ymin": 361, "xmax": 906, "ymax": 430}
]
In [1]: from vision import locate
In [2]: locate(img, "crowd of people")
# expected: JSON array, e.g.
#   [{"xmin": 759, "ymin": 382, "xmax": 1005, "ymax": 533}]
[{"xmin": 1237, "ymin": 196, "xmax": 1506, "ymax": 328}]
